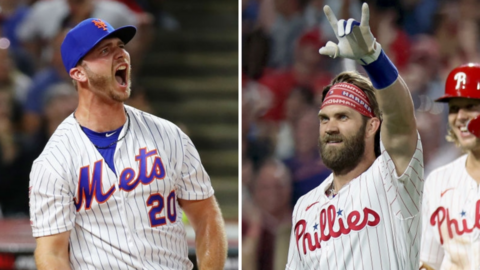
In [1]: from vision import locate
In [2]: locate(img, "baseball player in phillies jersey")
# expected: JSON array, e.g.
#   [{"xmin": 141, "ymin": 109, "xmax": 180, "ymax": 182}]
[
  {"xmin": 29, "ymin": 19, "xmax": 227, "ymax": 269},
  {"xmin": 420, "ymin": 64, "xmax": 480, "ymax": 270},
  {"xmin": 286, "ymin": 4, "xmax": 424, "ymax": 269}
]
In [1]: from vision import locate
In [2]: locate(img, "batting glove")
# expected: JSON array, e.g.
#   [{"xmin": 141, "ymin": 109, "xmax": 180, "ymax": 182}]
[{"xmin": 319, "ymin": 3, "xmax": 381, "ymax": 66}]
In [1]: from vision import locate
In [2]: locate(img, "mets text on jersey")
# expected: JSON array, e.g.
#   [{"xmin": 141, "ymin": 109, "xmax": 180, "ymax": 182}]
[
  {"xmin": 74, "ymin": 147, "xmax": 166, "ymax": 212},
  {"xmin": 430, "ymin": 199, "xmax": 480, "ymax": 244},
  {"xmin": 294, "ymin": 204, "xmax": 381, "ymax": 255}
]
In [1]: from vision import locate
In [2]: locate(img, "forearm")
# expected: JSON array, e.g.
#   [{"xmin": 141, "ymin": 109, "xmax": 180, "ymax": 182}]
[
  {"xmin": 35, "ymin": 249, "xmax": 71, "ymax": 270},
  {"xmin": 375, "ymin": 76, "xmax": 417, "ymax": 134},
  {"xmin": 194, "ymin": 212, "xmax": 228, "ymax": 269}
]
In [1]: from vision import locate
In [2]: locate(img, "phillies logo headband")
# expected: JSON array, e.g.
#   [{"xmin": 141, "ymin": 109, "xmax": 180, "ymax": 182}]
[{"xmin": 321, "ymin": 83, "xmax": 375, "ymax": 118}]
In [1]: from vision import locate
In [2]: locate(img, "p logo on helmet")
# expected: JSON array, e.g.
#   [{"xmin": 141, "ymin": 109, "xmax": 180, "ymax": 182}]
[
  {"xmin": 436, "ymin": 63, "xmax": 480, "ymax": 102},
  {"xmin": 454, "ymin": 72, "xmax": 466, "ymax": 90}
]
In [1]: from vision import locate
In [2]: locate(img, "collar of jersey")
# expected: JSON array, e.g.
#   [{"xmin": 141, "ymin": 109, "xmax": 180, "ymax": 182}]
[{"xmin": 81, "ymin": 125, "xmax": 124, "ymax": 139}]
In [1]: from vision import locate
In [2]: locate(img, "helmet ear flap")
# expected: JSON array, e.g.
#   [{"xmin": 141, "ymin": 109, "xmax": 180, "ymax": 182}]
[{"xmin": 437, "ymin": 63, "xmax": 480, "ymax": 102}]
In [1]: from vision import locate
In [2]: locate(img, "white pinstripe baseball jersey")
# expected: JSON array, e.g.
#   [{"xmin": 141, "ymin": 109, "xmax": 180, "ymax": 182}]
[
  {"xmin": 421, "ymin": 154, "xmax": 480, "ymax": 270},
  {"xmin": 286, "ymin": 135, "xmax": 424, "ymax": 270},
  {"xmin": 29, "ymin": 105, "xmax": 213, "ymax": 270}
]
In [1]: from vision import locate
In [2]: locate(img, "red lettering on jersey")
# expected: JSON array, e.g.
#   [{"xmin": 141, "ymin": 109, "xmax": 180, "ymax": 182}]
[
  {"xmin": 295, "ymin": 205, "xmax": 381, "ymax": 255},
  {"xmin": 430, "ymin": 200, "xmax": 480, "ymax": 245}
]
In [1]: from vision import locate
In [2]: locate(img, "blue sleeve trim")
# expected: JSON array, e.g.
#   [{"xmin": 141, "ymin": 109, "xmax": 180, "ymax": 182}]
[{"xmin": 362, "ymin": 50, "xmax": 399, "ymax": 90}]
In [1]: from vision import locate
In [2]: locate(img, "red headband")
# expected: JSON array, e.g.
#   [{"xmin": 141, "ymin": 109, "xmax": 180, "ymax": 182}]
[{"xmin": 321, "ymin": 83, "xmax": 375, "ymax": 118}]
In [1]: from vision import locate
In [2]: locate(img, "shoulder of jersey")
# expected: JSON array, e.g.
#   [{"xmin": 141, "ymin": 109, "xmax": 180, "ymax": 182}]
[
  {"xmin": 425, "ymin": 154, "xmax": 467, "ymax": 183},
  {"xmin": 125, "ymin": 105, "xmax": 183, "ymax": 135},
  {"xmin": 32, "ymin": 114, "xmax": 77, "ymax": 168}
]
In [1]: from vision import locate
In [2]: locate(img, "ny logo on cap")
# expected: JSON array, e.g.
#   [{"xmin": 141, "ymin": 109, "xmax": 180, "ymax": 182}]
[{"xmin": 93, "ymin": 19, "xmax": 107, "ymax": 31}]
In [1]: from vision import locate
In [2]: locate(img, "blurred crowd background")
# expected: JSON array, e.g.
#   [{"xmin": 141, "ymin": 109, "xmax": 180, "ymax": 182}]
[
  {"xmin": 0, "ymin": 1, "xmax": 238, "ymax": 268},
  {"xmin": 241, "ymin": 0, "xmax": 474, "ymax": 269}
]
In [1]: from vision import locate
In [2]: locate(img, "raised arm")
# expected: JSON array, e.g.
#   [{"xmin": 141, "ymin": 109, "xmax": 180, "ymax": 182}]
[
  {"xmin": 319, "ymin": 3, "xmax": 417, "ymax": 174},
  {"xmin": 34, "ymin": 231, "xmax": 71, "ymax": 270},
  {"xmin": 179, "ymin": 196, "xmax": 227, "ymax": 270},
  {"xmin": 375, "ymin": 77, "xmax": 417, "ymax": 174}
]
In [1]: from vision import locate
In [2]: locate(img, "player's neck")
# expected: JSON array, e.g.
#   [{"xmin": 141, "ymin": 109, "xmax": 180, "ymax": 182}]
[
  {"xmin": 332, "ymin": 153, "xmax": 376, "ymax": 193},
  {"xmin": 75, "ymin": 98, "xmax": 127, "ymax": 132},
  {"xmin": 466, "ymin": 149, "xmax": 480, "ymax": 184}
]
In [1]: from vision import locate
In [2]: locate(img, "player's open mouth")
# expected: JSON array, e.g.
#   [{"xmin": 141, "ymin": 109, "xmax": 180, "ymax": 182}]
[
  {"xmin": 115, "ymin": 65, "xmax": 127, "ymax": 86},
  {"xmin": 457, "ymin": 126, "xmax": 472, "ymax": 138}
]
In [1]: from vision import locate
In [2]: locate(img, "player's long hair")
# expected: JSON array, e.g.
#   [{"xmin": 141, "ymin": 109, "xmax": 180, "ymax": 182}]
[
  {"xmin": 321, "ymin": 71, "xmax": 383, "ymax": 157},
  {"xmin": 446, "ymin": 128, "xmax": 459, "ymax": 146}
]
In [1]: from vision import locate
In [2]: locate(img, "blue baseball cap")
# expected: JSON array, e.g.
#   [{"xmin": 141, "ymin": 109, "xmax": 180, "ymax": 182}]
[{"xmin": 61, "ymin": 18, "xmax": 136, "ymax": 73}]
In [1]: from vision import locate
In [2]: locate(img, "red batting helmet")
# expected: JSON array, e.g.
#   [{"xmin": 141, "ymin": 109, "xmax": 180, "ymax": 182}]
[{"xmin": 436, "ymin": 63, "xmax": 480, "ymax": 102}]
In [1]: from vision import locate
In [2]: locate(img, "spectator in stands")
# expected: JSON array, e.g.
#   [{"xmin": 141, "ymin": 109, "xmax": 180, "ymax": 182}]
[
  {"xmin": 258, "ymin": 30, "xmax": 332, "ymax": 123},
  {"xmin": 258, "ymin": 0, "xmax": 305, "ymax": 68},
  {"xmin": 27, "ymin": 82, "xmax": 77, "ymax": 156},
  {"xmin": 0, "ymin": 48, "xmax": 32, "ymax": 105},
  {"xmin": 0, "ymin": 86, "xmax": 31, "ymax": 217},
  {"xmin": 0, "ymin": 81, "xmax": 76, "ymax": 217},
  {"xmin": 251, "ymin": 159, "xmax": 293, "ymax": 270},
  {"xmin": 16, "ymin": 0, "xmax": 139, "ymax": 69},
  {"xmin": 0, "ymin": 0, "xmax": 34, "ymax": 76},
  {"xmin": 276, "ymin": 86, "xmax": 316, "ymax": 159},
  {"xmin": 284, "ymin": 107, "xmax": 330, "ymax": 205},
  {"xmin": 363, "ymin": 0, "xmax": 411, "ymax": 71},
  {"xmin": 241, "ymin": 158, "xmax": 261, "ymax": 270},
  {"xmin": 22, "ymin": 28, "xmax": 70, "ymax": 135}
]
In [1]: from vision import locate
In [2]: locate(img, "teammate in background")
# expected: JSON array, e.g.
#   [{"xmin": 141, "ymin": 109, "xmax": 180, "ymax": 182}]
[
  {"xmin": 420, "ymin": 64, "xmax": 480, "ymax": 270},
  {"xmin": 29, "ymin": 18, "xmax": 227, "ymax": 269},
  {"xmin": 286, "ymin": 3, "xmax": 423, "ymax": 269}
]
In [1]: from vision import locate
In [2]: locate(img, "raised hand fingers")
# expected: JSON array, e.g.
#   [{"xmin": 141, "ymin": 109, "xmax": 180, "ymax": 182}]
[
  {"xmin": 337, "ymin": 19, "xmax": 346, "ymax": 37},
  {"xmin": 337, "ymin": 18, "xmax": 360, "ymax": 37},
  {"xmin": 319, "ymin": 41, "xmax": 339, "ymax": 58},
  {"xmin": 360, "ymin": 2, "xmax": 370, "ymax": 27},
  {"xmin": 323, "ymin": 5, "xmax": 339, "ymax": 36},
  {"xmin": 345, "ymin": 19, "xmax": 360, "ymax": 36}
]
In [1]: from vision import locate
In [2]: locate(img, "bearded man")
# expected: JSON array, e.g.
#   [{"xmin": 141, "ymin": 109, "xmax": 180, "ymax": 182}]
[{"xmin": 286, "ymin": 4, "xmax": 424, "ymax": 269}]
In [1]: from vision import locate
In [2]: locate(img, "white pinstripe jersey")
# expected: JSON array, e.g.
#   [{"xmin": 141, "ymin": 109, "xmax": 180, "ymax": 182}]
[
  {"xmin": 286, "ymin": 135, "xmax": 424, "ymax": 270},
  {"xmin": 421, "ymin": 155, "xmax": 480, "ymax": 270},
  {"xmin": 29, "ymin": 105, "xmax": 213, "ymax": 270}
]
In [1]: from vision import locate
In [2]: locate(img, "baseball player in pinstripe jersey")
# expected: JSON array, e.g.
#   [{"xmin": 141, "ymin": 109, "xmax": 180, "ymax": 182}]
[
  {"xmin": 286, "ymin": 3, "xmax": 424, "ymax": 269},
  {"xmin": 420, "ymin": 64, "xmax": 480, "ymax": 270},
  {"xmin": 29, "ymin": 18, "xmax": 227, "ymax": 269}
]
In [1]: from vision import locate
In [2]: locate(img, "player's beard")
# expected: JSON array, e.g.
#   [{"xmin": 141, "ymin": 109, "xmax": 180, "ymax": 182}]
[
  {"xmin": 85, "ymin": 65, "xmax": 131, "ymax": 102},
  {"xmin": 319, "ymin": 123, "xmax": 366, "ymax": 175}
]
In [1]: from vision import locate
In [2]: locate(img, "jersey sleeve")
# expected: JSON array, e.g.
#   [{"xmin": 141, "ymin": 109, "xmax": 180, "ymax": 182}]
[
  {"xmin": 286, "ymin": 201, "xmax": 303, "ymax": 270},
  {"xmin": 29, "ymin": 160, "xmax": 76, "ymax": 237},
  {"xmin": 380, "ymin": 132, "xmax": 424, "ymax": 218},
  {"xmin": 175, "ymin": 131, "xmax": 214, "ymax": 200},
  {"xmin": 420, "ymin": 173, "xmax": 444, "ymax": 270}
]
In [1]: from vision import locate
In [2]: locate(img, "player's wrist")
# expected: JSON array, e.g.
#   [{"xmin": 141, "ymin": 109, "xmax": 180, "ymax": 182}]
[
  {"xmin": 360, "ymin": 47, "xmax": 399, "ymax": 90},
  {"xmin": 356, "ymin": 41, "xmax": 382, "ymax": 65}
]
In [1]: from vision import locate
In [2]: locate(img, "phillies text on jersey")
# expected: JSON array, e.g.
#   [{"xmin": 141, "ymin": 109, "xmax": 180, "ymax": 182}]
[
  {"xmin": 29, "ymin": 105, "xmax": 213, "ymax": 270},
  {"xmin": 421, "ymin": 155, "xmax": 480, "ymax": 270},
  {"xmin": 286, "ymin": 135, "xmax": 424, "ymax": 270}
]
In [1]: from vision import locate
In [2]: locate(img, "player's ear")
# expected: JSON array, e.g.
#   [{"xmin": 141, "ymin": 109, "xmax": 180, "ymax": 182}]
[
  {"xmin": 366, "ymin": 117, "xmax": 380, "ymax": 138},
  {"xmin": 69, "ymin": 66, "xmax": 87, "ymax": 83}
]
